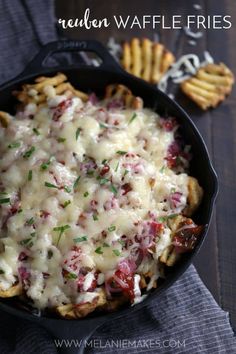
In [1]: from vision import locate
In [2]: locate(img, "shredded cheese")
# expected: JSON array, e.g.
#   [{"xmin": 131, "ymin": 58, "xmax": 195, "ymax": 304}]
[{"xmin": 0, "ymin": 88, "xmax": 192, "ymax": 309}]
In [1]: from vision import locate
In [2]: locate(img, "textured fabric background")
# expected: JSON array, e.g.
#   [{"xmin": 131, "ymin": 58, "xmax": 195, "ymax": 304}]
[{"xmin": 0, "ymin": 1, "xmax": 235, "ymax": 353}]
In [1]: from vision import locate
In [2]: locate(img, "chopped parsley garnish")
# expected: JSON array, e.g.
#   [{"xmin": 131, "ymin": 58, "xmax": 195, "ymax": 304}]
[
  {"xmin": 76, "ymin": 127, "xmax": 81, "ymax": 140},
  {"xmin": 0, "ymin": 269, "xmax": 4, "ymax": 274},
  {"xmin": 158, "ymin": 214, "xmax": 178, "ymax": 222},
  {"xmin": 74, "ymin": 236, "xmax": 88, "ymax": 243},
  {"xmin": 99, "ymin": 122, "xmax": 108, "ymax": 129},
  {"xmin": 44, "ymin": 182, "xmax": 58, "ymax": 189},
  {"xmin": 110, "ymin": 184, "xmax": 118, "ymax": 195},
  {"xmin": 95, "ymin": 247, "xmax": 103, "ymax": 254},
  {"xmin": 159, "ymin": 165, "xmax": 166, "ymax": 173},
  {"xmin": 8, "ymin": 141, "xmax": 21, "ymax": 149},
  {"xmin": 41, "ymin": 157, "xmax": 53, "ymax": 170},
  {"xmin": 33, "ymin": 128, "xmax": 40, "ymax": 136},
  {"xmin": 26, "ymin": 217, "xmax": 34, "ymax": 226},
  {"xmin": 99, "ymin": 177, "xmax": 109, "ymax": 185},
  {"xmin": 64, "ymin": 186, "xmax": 71, "ymax": 193},
  {"xmin": 83, "ymin": 191, "xmax": 89, "ymax": 198},
  {"xmin": 63, "ymin": 200, "xmax": 71, "ymax": 208},
  {"xmin": 20, "ymin": 238, "xmax": 31, "ymax": 246},
  {"xmin": 28, "ymin": 170, "xmax": 33, "ymax": 181},
  {"xmin": 170, "ymin": 187, "xmax": 176, "ymax": 193},
  {"xmin": 113, "ymin": 249, "xmax": 121, "ymax": 256},
  {"xmin": 102, "ymin": 159, "xmax": 107, "ymax": 165},
  {"xmin": 30, "ymin": 232, "xmax": 36, "ymax": 237},
  {"xmin": 87, "ymin": 170, "xmax": 94, "ymax": 176},
  {"xmin": 73, "ymin": 176, "xmax": 81, "ymax": 190},
  {"xmin": 115, "ymin": 162, "xmax": 119, "ymax": 172},
  {"xmin": 124, "ymin": 169, "xmax": 129, "ymax": 177},
  {"xmin": 23, "ymin": 146, "xmax": 35, "ymax": 159},
  {"xmin": 116, "ymin": 150, "xmax": 127, "ymax": 155},
  {"xmin": 53, "ymin": 225, "xmax": 71, "ymax": 246},
  {"xmin": 93, "ymin": 213, "xmax": 99, "ymax": 221},
  {"xmin": 129, "ymin": 113, "xmax": 137, "ymax": 124},
  {"xmin": 0, "ymin": 198, "xmax": 10, "ymax": 204},
  {"xmin": 108, "ymin": 225, "xmax": 116, "ymax": 232},
  {"xmin": 18, "ymin": 208, "xmax": 23, "ymax": 214},
  {"xmin": 118, "ymin": 240, "xmax": 126, "ymax": 247},
  {"xmin": 66, "ymin": 272, "xmax": 77, "ymax": 280},
  {"xmin": 102, "ymin": 242, "xmax": 110, "ymax": 248},
  {"xmin": 57, "ymin": 137, "xmax": 66, "ymax": 143}
]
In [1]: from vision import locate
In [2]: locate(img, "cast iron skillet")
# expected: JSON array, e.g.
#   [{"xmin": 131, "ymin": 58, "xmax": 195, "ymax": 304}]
[{"xmin": 0, "ymin": 40, "xmax": 218, "ymax": 353}]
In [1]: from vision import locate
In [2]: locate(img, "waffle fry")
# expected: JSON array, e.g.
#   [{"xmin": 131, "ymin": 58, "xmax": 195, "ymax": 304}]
[
  {"xmin": 105, "ymin": 83, "xmax": 143, "ymax": 109},
  {"xmin": 160, "ymin": 215, "xmax": 189, "ymax": 266},
  {"xmin": 0, "ymin": 283, "xmax": 22, "ymax": 298},
  {"xmin": 100, "ymin": 295, "xmax": 129, "ymax": 312},
  {"xmin": 56, "ymin": 289, "xmax": 106, "ymax": 319},
  {"xmin": 159, "ymin": 214, "xmax": 204, "ymax": 266},
  {"xmin": 183, "ymin": 177, "xmax": 204, "ymax": 217},
  {"xmin": 181, "ymin": 63, "xmax": 234, "ymax": 110},
  {"xmin": 13, "ymin": 73, "xmax": 88, "ymax": 108},
  {"xmin": 121, "ymin": 38, "xmax": 175, "ymax": 84},
  {"xmin": 0, "ymin": 111, "xmax": 12, "ymax": 127}
]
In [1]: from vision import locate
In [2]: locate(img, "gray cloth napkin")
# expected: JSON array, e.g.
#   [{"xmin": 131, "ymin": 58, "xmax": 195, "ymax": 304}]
[{"xmin": 0, "ymin": 1, "xmax": 235, "ymax": 353}]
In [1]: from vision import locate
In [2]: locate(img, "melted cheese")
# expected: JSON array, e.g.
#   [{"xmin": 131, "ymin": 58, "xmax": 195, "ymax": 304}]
[{"xmin": 0, "ymin": 88, "xmax": 191, "ymax": 309}]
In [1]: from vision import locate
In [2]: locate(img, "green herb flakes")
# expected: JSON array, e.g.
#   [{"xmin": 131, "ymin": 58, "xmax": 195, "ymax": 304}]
[
  {"xmin": 53, "ymin": 225, "xmax": 71, "ymax": 246},
  {"xmin": 26, "ymin": 217, "xmax": 34, "ymax": 226},
  {"xmin": 113, "ymin": 249, "xmax": 121, "ymax": 256},
  {"xmin": 102, "ymin": 242, "xmax": 110, "ymax": 248},
  {"xmin": 28, "ymin": 170, "xmax": 33, "ymax": 181},
  {"xmin": 33, "ymin": 128, "xmax": 40, "ymax": 136},
  {"xmin": 63, "ymin": 200, "xmax": 71, "ymax": 208},
  {"xmin": 93, "ymin": 213, "xmax": 99, "ymax": 221},
  {"xmin": 73, "ymin": 176, "xmax": 81, "ymax": 190},
  {"xmin": 64, "ymin": 186, "xmax": 71, "ymax": 193},
  {"xmin": 0, "ymin": 198, "xmax": 10, "ymax": 204},
  {"xmin": 159, "ymin": 165, "xmax": 166, "ymax": 173},
  {"xmin": 110, "ymin": 184, "xmax": 118, "ymax": 195},
  {"xmin": 23, "ymin": 146, "xmax": 35, "ymax": 159},
  {"xmin": 95, "ymin": 247, "xmax": 103, "ymax": 254},
  {"xmin": 158, "ymin": 214, "xmax": 178, "ymax": 223},
  {"xmin": 44, "ymin": 182, "xmax": 58, "ymax": 189},
  {"xmin": 57, "ymin": 137, "xmax": 66, "ymax": 143},
  {"xmin": 74, "ymin": 236, "xmax": 88, "ymax": 243},
  {"xmin": 8, "ymin": 142, "xmax": 21, "ymax": 149},
  {"xmin": 116, "ymin": 150, "xmax": 127, "ymax": 155},
  {"xmin": 76, "ymin": 127, "xmax": 81, "ymax": 140},
  {"xmin": 129, "ymin": 113, "xmax": 137, "ymax": 124},
  {"xmin": 115, "ymin": 162, "xmax": 119, "ymax": 172},
  {"xmin": 66, "ymin": 272, "xmax": 77, "ymax": 280}
]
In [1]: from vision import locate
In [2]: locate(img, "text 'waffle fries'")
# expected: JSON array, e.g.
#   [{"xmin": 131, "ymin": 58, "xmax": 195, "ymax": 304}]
[
  {"xmin": 13, "ymin": 73, "xmax": 88, "ymax": 108},
  {"xmin": 121, "ymin": 38, "xmax": 175, "ymax": 84},
  {"xmin": 181, "ymin": 63, "xmax": 234, "ymax": 110}
]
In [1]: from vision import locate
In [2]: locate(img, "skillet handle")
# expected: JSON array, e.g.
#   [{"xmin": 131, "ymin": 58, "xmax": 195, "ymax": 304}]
[{"xmin": 20, "ymin": 40, "xmax": 123, "ymax": 76}]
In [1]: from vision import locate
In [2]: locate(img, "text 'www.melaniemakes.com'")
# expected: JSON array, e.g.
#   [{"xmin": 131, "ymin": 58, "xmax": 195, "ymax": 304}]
[{"xmin": 54, "ymin": 338, "xmax": 186, "ymax": 349}]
